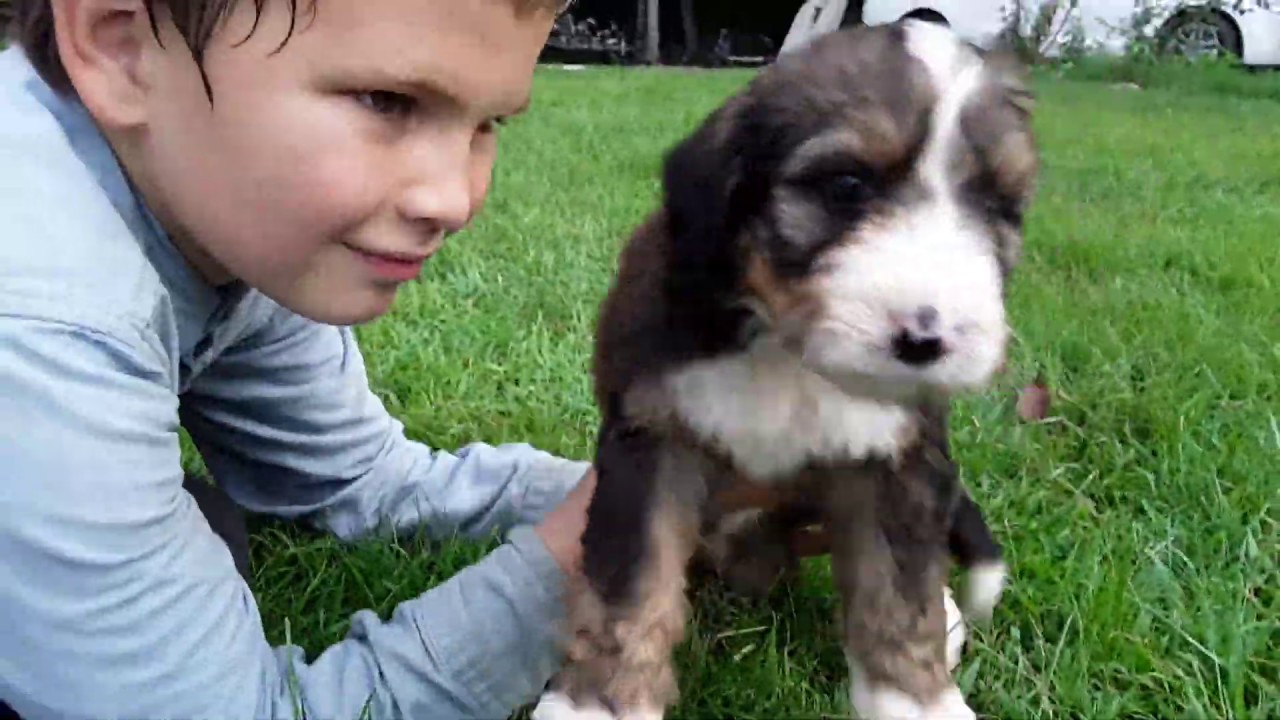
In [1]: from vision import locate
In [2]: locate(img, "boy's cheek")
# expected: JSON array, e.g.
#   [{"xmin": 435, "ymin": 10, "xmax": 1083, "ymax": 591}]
[
  {"xmin": 466, "ymin": 161, "xmax": 497, "ymax": 224},
  {"xmin": 270, "ymin": 145, "xmax": 384, "ymax": 226}
]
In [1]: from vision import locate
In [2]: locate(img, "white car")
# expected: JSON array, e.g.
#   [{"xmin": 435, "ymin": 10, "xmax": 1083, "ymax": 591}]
[{"xmin": 859, "ymin": 0, "xmax": 1280, "ymax": 67}]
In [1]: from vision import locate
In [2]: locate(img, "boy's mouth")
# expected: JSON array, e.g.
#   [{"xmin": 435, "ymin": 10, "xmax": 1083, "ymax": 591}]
[{"xmin": 346, "ymin": 244, "xmax": 430, "ymax": 282}]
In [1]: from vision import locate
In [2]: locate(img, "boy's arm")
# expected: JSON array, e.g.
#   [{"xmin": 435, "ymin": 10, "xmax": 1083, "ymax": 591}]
[
  {"xmin": 181, "ymin": 299, "xmax": 591, "ymax": 543},
  {"xmin": 0, "ymin": 315, "xmax": 568, "ymax": 720}
]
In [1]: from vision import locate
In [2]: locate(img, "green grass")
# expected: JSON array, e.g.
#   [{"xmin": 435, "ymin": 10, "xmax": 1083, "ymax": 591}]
[
  {"xmin": 210, "ymin": 64, "xmax": 1278, "ymax": 718},
  {"xmin": 1045, "ymin": 54, "xmax": 1280, "ymax": 103}
]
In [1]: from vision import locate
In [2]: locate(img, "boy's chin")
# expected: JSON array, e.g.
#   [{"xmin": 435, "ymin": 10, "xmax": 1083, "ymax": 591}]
[{"xmin": 269, "ymin": 283, "xmax": 401, "ymax": 327}]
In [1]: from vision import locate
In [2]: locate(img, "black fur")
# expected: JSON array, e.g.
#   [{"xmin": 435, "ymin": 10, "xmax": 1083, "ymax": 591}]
[
  {"xmin": 580, "ymin": 397, "xmax": 662, "ymax": 604},
  {"xmin": 947, "ymin": 493, "xmax": 1003, "ymax": 569}
]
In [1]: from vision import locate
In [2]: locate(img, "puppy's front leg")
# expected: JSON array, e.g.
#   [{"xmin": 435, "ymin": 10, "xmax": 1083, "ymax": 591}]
[
  {"xmin": 826, "ymin": 455, "xmax": 975, "ymax": 720},
  {"xmin": 544, "ymin": 417, "xmax": 707, "ymax": 720}
]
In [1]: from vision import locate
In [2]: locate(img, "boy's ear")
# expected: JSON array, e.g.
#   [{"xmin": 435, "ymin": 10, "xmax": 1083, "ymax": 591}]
[{"xmin": 52, "ymin": 0, "xmax": 155, "ymax": 129}]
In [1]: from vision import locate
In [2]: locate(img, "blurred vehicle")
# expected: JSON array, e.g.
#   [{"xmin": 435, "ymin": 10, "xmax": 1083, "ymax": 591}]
[{"xmin": 855, "ymin": 0, "xmax": 1280, "ymax": 67}]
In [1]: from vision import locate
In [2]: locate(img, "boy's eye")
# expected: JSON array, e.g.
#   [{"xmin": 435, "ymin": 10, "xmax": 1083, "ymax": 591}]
[{"xmin": 354, "ymin": 90, "xmax": 417, "ymax": 118}]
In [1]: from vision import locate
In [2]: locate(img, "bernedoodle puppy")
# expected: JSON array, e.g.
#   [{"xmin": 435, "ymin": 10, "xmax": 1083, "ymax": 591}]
[{"xmin": 537, "ymin": 18, "xmax": 1038, "ymax": 720}]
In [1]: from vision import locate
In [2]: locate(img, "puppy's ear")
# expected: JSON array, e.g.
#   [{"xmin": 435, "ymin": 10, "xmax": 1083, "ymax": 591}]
[
  {"xmin": 979, "ymin": 47, "xmax": 1036, "ymax": 117},
  {"xmin": 660, "ymin": 96, "xmax": 750, "ymax": 292}
]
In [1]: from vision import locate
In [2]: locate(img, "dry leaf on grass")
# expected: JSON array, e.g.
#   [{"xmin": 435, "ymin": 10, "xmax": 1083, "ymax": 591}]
[{"xmin": 1016, "ymin": 374, "xmax": 1052, "ymax": 422}]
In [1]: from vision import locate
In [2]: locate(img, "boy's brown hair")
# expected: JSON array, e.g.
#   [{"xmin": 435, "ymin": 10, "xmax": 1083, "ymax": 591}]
[{"xmin": 11, "ymin": 0, "xmax": 571, "ymax": 99}]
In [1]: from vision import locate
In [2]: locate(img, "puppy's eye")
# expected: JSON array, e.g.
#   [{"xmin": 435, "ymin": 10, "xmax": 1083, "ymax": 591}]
[
  {"xmin": 825, "ymin": 174, "xmax": 867, "ymax": 204},
  {"xmin": 803, "ymin": 171, "xmax": 873, "ymax": 213}
]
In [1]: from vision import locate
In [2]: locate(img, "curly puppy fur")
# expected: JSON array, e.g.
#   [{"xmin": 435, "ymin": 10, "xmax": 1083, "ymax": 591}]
[{"xmin": 545, "ymin": 20, "xmax": 1038, "ymax": 720}]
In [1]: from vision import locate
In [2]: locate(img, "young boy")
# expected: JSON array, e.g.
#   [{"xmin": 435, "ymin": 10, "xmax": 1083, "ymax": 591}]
[{"xmin": 0, "ymin": 1, "xmax": 599, "ymax": 718}]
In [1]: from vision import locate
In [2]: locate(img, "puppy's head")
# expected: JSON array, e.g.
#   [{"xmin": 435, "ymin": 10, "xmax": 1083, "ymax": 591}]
[{"xmin": 663, "ymin": 20, "xmax": 1038, "ymax": 401}]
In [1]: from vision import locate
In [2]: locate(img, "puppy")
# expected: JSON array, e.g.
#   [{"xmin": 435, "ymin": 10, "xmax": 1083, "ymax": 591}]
[{"xmin": 540, "ymin": 19, "xmax": 1037, "ymax": 720}]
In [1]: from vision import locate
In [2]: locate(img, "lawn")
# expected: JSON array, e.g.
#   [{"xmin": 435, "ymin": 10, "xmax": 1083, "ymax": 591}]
[{"xmin": 230, "ymin": 63, "xmax": 1279, "ymax": 719}]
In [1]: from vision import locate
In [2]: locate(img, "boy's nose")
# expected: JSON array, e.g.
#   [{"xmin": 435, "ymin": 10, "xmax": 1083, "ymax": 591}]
[{"xmin": 396, "ymin": 166, "xmax": 474, "ymax": 236}]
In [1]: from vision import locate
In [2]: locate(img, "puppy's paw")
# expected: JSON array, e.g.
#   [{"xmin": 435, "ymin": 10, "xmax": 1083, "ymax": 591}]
[
  {"xmin": 960, "ymin": 560, "xmax": 1007, "ymax": 623},
  {"xmin": 850, "ymin": 682, "xmax": 976, "ymax": 720},
  {"xmin": 530, "ymin": 691, "xmax": 617, "ymax": 720},
  {"xmin": 530, "ymin": 691, "xmax": 664, "ymax": 720},
  {"xmin": 925, "ymin": 685, "xmax": 979, "ymax": 720}
]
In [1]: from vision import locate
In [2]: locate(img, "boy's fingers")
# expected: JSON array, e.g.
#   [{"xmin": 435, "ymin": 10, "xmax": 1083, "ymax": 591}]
[
  {"xmin": 533, "ymin": 466, "xmax": 596, "ymax": 575},
  {"xmin": 558, "ymin": 466, "xmax": 596, "ymax": 515}
]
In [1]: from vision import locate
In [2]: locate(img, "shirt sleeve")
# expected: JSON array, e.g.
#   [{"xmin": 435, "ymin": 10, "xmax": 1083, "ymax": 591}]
[
  {"xmin": 179, "ymin": 299, "xmax": 590, "ymax": 544},
  {"xmin": 0, "ymin": 315, "xmax": 572, "ymax": 720}
]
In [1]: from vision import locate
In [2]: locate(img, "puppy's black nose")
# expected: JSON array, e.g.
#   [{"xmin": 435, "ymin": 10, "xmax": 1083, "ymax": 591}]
[
  {"xmin": 892, "ymin": 328, "xmax": 945, "ymax": 366},
  {"xmin": 890, "ymin": 305, "xmax": 947, "ymax": 365},
  {"xmin": 892, "ymin": 308, "xmax": 946, "ymax": 366}
]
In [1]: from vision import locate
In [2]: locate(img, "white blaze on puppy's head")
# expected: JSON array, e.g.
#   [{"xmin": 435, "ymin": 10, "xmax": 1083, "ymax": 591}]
[
  {"xmin": 800, "ymin": 22, "xmax": 1006, "ymax": 397},
  {"xmin": 737, "ymin": 19, "xmax": 1036, "ymax": 404}
]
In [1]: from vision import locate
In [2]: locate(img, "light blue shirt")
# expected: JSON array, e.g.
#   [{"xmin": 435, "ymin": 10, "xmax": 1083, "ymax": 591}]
[{"xmin": 0, "ymin": 46, "xmax": 590, "ymax": 720}]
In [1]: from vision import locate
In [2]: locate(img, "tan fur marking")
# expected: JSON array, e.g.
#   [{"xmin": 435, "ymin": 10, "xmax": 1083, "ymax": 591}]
[
  {"xmin": 780, "ymin": 117, "xmax": 910, "ymax": 179},
  {"xmin": 743, "ymin": 252, "xmax": 816, "ymax": 328},
  {"xmin": 713, "ymin": 477, "xmax": 789, "ymax": 514}
]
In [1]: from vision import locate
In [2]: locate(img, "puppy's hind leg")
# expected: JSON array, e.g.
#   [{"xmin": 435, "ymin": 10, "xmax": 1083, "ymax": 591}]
[{"xmin": 542, "ymin": 417, "xmax": 707, "ymax": 720}]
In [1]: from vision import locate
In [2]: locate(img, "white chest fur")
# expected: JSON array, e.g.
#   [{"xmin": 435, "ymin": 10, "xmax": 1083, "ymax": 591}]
[{"xmin": 664, "ymin": 340, "xmax": 912, "ymax": 481}]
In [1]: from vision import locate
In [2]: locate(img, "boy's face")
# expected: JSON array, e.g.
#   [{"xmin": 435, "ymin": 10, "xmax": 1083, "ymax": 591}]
[{"xmin": 118, "ymin": 0, "xmax": 554, "ymax": 325}]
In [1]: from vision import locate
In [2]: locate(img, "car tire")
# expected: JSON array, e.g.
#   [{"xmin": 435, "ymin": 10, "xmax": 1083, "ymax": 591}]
[
  {"xmin": 902, "ymin": 9, "xmax": 950, "ymax": 27},
  {"xmin": 1158, "ymin": 9, "xmax": 1243, "ymax": 60}
]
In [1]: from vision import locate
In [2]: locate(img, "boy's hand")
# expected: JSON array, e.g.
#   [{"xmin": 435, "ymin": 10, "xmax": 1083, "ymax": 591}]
[{"xmin": 534, "ymin": 467, "xmax": 597, "ymax": 576}]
